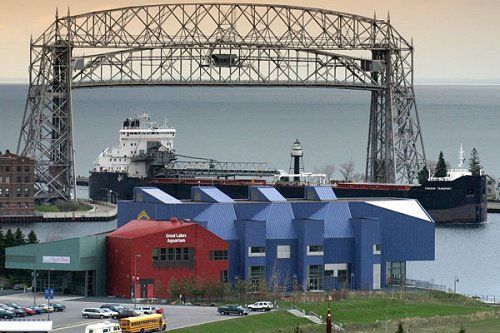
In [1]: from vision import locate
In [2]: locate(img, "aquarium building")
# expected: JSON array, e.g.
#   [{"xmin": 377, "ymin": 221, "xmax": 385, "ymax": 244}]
[{"xmin": 112, "ymin": 186, "xmax": 435, "ymax": 296}]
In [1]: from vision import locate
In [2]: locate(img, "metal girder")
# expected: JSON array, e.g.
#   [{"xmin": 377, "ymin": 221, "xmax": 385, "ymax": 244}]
[{"xmin": 17, "ymin": 3, "xmax": 426, "ymax": 200}]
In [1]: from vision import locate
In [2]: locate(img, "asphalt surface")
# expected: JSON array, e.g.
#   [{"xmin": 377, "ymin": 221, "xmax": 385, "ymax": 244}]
[{"xmin": 0, "ymin": 292, "xmax": 257, "ymax": 332}]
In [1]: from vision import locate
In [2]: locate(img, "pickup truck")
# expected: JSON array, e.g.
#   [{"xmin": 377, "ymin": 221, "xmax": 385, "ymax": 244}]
[
  {"xmin": 217, "ymin": 305, "xmax": 249, "ymax": 316},
  {"xmin": 247, "ymin": 301, "xmax": 273, "ymax": 312}
]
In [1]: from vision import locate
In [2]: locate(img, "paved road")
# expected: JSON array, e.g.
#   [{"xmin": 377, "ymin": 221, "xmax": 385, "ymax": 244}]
[{"xmin": 0, "ymin": 292, "xmax": 255, "ymax": 332}]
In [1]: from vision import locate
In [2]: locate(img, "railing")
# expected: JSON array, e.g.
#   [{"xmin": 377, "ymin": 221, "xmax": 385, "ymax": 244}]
[
  {"xmin": 404, "ymin": 279, "xmax": 447, "ymax": 292},
  {"xmin": 466, "ymin": 294, "xmax": 500, "ymax": 304}
]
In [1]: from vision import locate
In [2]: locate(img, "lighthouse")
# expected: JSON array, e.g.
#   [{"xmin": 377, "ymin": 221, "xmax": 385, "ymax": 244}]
[{"xmin": 289, "ymin": 139, "xmax": 304, "ymax": 182}]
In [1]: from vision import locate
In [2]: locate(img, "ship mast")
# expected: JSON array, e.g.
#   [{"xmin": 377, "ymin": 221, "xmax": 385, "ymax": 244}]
[{"xmin": 458, "ymin": 144, "xmax": 465, "ymax": 168}]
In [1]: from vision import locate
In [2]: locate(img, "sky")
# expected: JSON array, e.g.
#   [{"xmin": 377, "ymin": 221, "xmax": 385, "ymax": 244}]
[{"xmin": 0, "ymin": 0, "xmax": 499, "ymax": 83}]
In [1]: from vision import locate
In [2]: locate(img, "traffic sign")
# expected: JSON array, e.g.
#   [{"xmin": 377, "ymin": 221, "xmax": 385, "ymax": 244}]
[{"xmin": 44, "ymin": 288, "xmax": 54, "ymax": 299}]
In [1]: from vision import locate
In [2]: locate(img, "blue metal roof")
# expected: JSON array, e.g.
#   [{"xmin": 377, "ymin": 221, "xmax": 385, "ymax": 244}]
[
  {"xmin": 234, "ymin": 203, "xmax": 270, "ymax": 220},
  {"xmin": 304, "ymin": 186, "xmax": 337, "ymax": 201},
  {"xmin": 191, "ymin": 186, "xmax": 235, "ymax": 203},
  {"xmin": 324, "ymin": 202, "xmax": 353, "ymax": 238},
  {"xmin": 198, "ymin": 204, "xmax": 239, "ymax": 240},
  {"xmin": 266, "ymin": 203, "xmax": 297, "ymax": 239},
  {"xmin": 248, "ymin": 186, "xmax": 286, "ymax": 202},
  {"xmin": 133, "ymin": 187, "xmax": 182, "ymax": 204}
]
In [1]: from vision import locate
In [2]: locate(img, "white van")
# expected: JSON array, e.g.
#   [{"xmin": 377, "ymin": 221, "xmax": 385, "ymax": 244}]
[{"xmin": 84, "ymin": 321, "xmax": 122, "ymax": 333}]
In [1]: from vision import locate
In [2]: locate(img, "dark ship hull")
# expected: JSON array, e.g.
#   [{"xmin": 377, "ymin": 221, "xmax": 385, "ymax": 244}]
[{"xmin": 89, "ymin": 171, "xmax": 486, "ymax": 224}]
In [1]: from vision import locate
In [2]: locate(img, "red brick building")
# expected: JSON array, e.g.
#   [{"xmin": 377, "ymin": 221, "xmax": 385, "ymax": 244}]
[
  {"xmin": 0, "ymin": 151, "xmax": 35, "ymax": 216},
  {"xmin": 106, "ymin": 218, "xmax": 229, "ymax": 299}
]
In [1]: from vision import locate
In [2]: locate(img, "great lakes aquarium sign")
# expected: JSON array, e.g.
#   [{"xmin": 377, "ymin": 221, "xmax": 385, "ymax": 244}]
[
  {"xmin": 166, "ymin": 233, "xmax": 187, "ymax": 244},
  {"xmin": 42, "ymin": 256, "xmax": 71, "ymax": 264}
]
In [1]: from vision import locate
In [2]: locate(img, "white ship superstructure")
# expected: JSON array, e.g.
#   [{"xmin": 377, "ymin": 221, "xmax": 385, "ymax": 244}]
[
  {"xmin": 428, "ymin": 144, "xmax": 473, "ymax": 181},
  {"xmin": 93, "ymin": 113, "xmax": 176, "ymax": 177}
]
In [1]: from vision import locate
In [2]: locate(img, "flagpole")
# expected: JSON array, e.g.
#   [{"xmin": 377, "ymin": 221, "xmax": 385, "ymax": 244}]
[{"xmin": 326, "ymin": 295, "xmax": 332, "ymax": 333}]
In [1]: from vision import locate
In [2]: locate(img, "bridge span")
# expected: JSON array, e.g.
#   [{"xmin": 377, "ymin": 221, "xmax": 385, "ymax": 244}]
[{"xmin": 17, "ymin": 3, "xmax": 426, "ymax": 200}]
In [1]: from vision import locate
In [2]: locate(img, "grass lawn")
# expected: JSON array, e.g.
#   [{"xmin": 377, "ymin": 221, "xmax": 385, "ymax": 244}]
[
  {"xmin": 35, "ymin": 202, "xmax": 92, "ymax": 212},
  {"xmin": 170, "ymin": 291, "xmax": 500, "ymax": 333},
  {"xmin": 170, "ymin": 311, "xmax": 312, "ymax": 333}
]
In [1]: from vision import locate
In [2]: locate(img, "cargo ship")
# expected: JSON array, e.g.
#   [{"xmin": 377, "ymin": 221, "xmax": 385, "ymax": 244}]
[{"xmin": 88, "ymin": 114, "xmax": 486, "ymax": 224}]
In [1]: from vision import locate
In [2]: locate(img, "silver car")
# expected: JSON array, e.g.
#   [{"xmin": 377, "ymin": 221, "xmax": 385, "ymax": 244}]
[{"xmin": 82, "ymin": 307, "xmax": 112, "ymax": 319}]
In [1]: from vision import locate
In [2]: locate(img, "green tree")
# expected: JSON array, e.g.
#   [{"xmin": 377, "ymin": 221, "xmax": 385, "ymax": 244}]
[
  {"xmin": 434, "ymin": 151, "xmax": 447, "ymax": 177},
  {"xmin": 468, "ymin": 148, "xmax": 482, "ymax": 176},
  {"xmin": 395, "ymin": 322, "xmax": 405, "ymax": 333},
  {"xmin": 27, "ymin": 230, "xmax": 39, "ymax": 244},
  {"xmin": 169, "ymin": 277, "xmax": 181, "ymax": 301},
  {"xmin": 4, "ymin": 229, "xmax": 15, "ymax": 248},
  {"xmin": 14, "ymin": 228, "xmax": 26, "ymax": 246},
  {"xmin": 0, "ymin": 229, "xmax": 5, "ymax": 277},
  {"xmin": 417, "ymin": 165, "xmax": 429, "ymax": 184}
]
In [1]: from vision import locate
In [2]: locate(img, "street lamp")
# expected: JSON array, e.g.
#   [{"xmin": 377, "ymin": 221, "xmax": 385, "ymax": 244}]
[
  {"xmin": 350, "ymin": 273, "xmax": 355, "ymax": 291},
  {"xmin": 454, "ymin": 276, "xmax": 459, "ymax": 293},
  {"xmin": 46, "ymin": 268, "xmax": 54, "ymax": 320},
  {"xmin": 133, "ymin": 254, "xmax": 141, "ymax": 308},
  {"xmin": 31, "ymin": 270, "xmax": 39, "ymax": 305}
]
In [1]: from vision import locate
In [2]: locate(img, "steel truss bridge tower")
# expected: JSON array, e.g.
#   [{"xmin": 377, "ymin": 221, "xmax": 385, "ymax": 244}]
[{"xmin": 18, "ymin": 3, "xmax": 426, "ymax": 200}]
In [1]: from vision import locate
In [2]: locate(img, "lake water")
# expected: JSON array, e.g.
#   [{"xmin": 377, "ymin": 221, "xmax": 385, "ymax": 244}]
[
  {"xmin": 2, "ymin": 85, "xmax": 500, "ymax": 178},
  {"xmin": 407, "ymin": 213, "xmax": 500, "ymax": 297},
  {"xmin": 1, "ymin": 84, "xmax": 500, "ymax": 296}
]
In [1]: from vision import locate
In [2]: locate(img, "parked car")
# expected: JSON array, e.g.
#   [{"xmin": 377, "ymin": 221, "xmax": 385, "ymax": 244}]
[
  {"xmin": 12, "ymin": 283, "xmax": 26, "ymax": 290},
  {"xmin": 0, "ymin": 304, "xmax": 26, "ymax": 317},
  {"xmin": 36, "ymin": 304, "xmax": 54, "ymax": 313},
  {"xmin": 82, "ymin": 307, "xmax": 112, "ymax": 319},
  {"xmin": 22, "ymin": 307, "xmax": 36, "ymax": 316},
  {"xmin": 0, "ymin": 308, "xmax": 15, "ymax": 319},
  {"xmin": 50, "ymin": 302, "xmax": 66, "ymax": 312},
  {"xmin": 100, "ymin": 307, "xmax": 119, "ymax": 318},
  {"xmin": 217, "ymin": 304, "xmax": 249, "ymax": 316},
  {"xmin": 100, "ymin": 304, "xmax": 136, "ymax": 319},
  {"xmin": 28, "ymin": 305, "xmax": 44, "ymax": 314},
  {"xmin": 247, "ymin": 301, "xmax": 274, "ymax": 312},
  {"xmin": 4, "ymin": 302, "xmax": 23, "ymax": 309},
  {"xmin": 154, "ymin": 306, "xmax": 165, "ymax": 314},
  {"xmin": 135, "ymin": 306, "xmax": 156, "ymax": 314},
  {"xmin": 3, "ymin": 302, "xmax": 28, "ymax": 316}
]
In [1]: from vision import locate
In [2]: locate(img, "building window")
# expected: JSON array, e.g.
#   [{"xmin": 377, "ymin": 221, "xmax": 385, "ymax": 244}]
[
  {"xmin": 152, "ymin": 247, "xmax": 194, "ymax": 268},
  {"xmin": 209, "ymin": 250, "xmax": 228, "ymax": 260},
  {"xmin": 307, "ymin": 245, "xmax": 324, "ymax": 256},
  {"xmin": 16, "ymin": 187, "xmax": 21, "ymax": 197},
  {"xmin": 24, "ymin": 187, "xmax": 29, "ymax": 197},
  {"xmin": 248, "ymin": 246, "xmax": 266, "ymax": 257},
  {"xmin": 16, "ymin": 166, "xmax": 21, "ymax": 172},
  {"xmin": 277, "ymin": 245, "xmax": 291, "ymax": 259},
  {"xmin": 373, "ymin": 244, "xmax": 381, "ymax": 255},
  {"xmin": 308, "ymin": 265, "xmax": 324, "ymax": 291},
  {"xmin": 220, "ymin": 270, "xmax": 228, "ymax": 283},
  {"xmin": 386, "ymin": 261, "xmax": 406, "ymax": 286},
  {"xmin": 5, "ymin": 166, "xmax": 9, "ymax": 172},
  {"xmin": 249, "ymin": 266, "xmax": 265, "ymax": 285},
  {"xmin": 5, "ymin": 188, "xmax": 9, "ymax": 197},
  {"xmin": 24, "ymin": 176, "xmax": 29, "ymax": 183}
]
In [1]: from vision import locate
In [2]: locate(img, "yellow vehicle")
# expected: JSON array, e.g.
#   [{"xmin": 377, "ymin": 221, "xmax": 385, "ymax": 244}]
[{"xmin": 119, "ymin": 313, "xmax": 167, "ymax": 333}]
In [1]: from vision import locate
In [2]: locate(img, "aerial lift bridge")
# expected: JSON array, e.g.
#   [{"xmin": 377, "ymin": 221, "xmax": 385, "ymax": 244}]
[{"xmin": 17, "ymin": 3, "xmax": 426, "ymax": 200}]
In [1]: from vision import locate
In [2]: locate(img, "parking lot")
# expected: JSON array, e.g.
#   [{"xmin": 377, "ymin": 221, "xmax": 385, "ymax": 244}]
[{"xmin": 0, "ymin": 292, "xmax": 254, "ymax": 332}]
